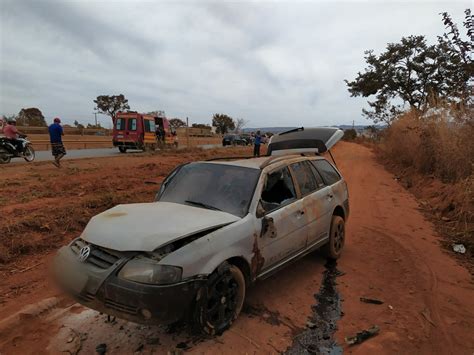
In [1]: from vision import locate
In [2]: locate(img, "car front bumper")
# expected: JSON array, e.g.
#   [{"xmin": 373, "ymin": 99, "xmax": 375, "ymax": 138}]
[{"xmin": 55, "ymin": 246, "xmax": 205, "ymax": 325}]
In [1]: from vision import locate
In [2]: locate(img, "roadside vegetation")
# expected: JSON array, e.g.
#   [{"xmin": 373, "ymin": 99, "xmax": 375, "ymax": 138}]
[{"xmin": 346, "ymin": 9, "xmax": 473, "ymax": 259}]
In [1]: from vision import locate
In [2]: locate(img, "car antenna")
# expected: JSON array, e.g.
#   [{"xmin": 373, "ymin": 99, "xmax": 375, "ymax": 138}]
[{"xmin": 278, "ymin": 127, "xmax": 304, "ymax": 135}]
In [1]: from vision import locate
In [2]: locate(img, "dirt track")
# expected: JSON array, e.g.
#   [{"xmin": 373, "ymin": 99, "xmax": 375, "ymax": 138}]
[{"xmin": 0, "ymin": 143, "xmax": 473, "ymax": 354}]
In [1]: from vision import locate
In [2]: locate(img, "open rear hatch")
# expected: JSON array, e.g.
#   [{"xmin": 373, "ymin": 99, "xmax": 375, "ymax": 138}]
[{"xmin": 267, "ymin": 127, "xmax": 344, "ymax": 156}]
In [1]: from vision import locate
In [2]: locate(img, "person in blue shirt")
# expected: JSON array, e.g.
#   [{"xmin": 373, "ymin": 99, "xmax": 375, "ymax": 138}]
[
  {"xmin": 48, "ymin": 117, "xmax": 66, "ymax": 167},
  {"xmin": 253, "ymin": 130, "xmax": 262, "ymax": 157}
]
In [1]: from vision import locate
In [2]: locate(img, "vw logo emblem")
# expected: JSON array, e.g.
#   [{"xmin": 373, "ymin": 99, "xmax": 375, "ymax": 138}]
[{"xmin": 78, "ymin": 245, "xmax": 91, "ymax": 262}]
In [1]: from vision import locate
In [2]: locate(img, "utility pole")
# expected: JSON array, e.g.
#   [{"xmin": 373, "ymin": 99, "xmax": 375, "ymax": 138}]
[
  {"xmin": 186, "ymin": 117, "xmax": 190, "ymax": 148},
  {"xmin": 93, "ymin": 112, "xmax": 98, "ymax": 126},
  {"xmin": 352, "ymin": 120, "xmax": 355, "ymax": 130}
]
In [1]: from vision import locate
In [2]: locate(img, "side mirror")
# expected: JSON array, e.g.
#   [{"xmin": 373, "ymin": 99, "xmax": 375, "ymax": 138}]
[{"xmin": 256, "ymin": 200, "xmax": 266, "ymax": 218}]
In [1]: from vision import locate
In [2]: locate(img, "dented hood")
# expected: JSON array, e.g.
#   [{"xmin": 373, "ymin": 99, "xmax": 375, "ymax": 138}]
[{"xmin": 81, "ymin": 202, "xmax": 240, "ymax": 251}]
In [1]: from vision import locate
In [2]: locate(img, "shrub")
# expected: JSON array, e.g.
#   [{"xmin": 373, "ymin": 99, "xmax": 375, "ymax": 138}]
[{"xmin": 380, "ymin": 108, "xmax": 473, "ymax": 183}]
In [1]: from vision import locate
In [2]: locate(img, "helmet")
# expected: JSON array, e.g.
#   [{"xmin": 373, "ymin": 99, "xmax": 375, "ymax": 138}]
[{"xmin": 53, "ymin": 117, "xmax": 61, "ymax": 123}]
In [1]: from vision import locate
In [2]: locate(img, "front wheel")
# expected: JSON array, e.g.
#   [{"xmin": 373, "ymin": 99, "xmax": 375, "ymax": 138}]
[
  {"xmin": 192, "ymin": 262, "xmax": 245, "ymax": 335},
  {"xmin": 118, "ymin": 146, "xmax": 127, "ymax": 153},
  {"xmin": 321, "ymin": 215, "xmax": 345, "ymax": 259},
  {"xmin": 23, "ymin": 145, "xmax": 35, "ymax": 162}
]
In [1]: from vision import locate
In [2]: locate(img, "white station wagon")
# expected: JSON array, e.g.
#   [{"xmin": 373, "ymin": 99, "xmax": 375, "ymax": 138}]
[{"xmin": 55, "ymin": 127, "xmax": 349, "ymax": 335}]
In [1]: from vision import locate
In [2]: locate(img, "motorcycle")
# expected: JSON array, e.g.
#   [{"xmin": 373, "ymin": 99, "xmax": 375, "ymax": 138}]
[{"xmin": 0, "ymin": 134, "xmax": 36, "ymax": 164}]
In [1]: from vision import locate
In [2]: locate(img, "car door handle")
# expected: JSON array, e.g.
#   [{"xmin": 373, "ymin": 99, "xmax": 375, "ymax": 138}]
[
  {"xmin": 296, "ymin": 210, "xmax": 305, "ymax": 217},
  {"xmin": 327, "ymin": 193, "xmax": 334, "ymax": 199}
]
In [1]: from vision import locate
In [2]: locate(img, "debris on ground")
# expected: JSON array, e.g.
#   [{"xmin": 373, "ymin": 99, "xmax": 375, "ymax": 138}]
[
  {"xmin": 345, "ymin": 325, "xmax": 380, "ymax": 346},
  {"xmin": 62, "ymin": 328, "xmax": 87, "ymax": 355},
  {"xmin": 96, "ymin": 343, "xmax": 107, "ymax": 354},
  {"xmin": 286, "ymin": 259, "xmax": 344, "ymax": 354},
  {"xmin": 421, "ymin": 308, "xmax": 436, "ymax": 327},
  {"xmin": 452, "ymin": 244, "xmax": 466, "ymax": 254},
  {"xmin": 360, "ymin": 297, "xmax": 384, "ymax": 305}
]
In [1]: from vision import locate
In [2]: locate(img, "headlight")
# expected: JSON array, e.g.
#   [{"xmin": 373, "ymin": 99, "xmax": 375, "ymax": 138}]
[{"xmin": 118, "ymin": 257, "xmax": 182, "ymax": 285}]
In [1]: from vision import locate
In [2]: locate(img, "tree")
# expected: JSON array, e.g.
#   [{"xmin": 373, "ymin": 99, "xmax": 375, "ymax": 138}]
[
  {"xmin": 342, "ymin": 129, "xmax": 357, "ymax": 141},
  {"xmin": 87, "ymin": 123, "xmax": 102, "ymax": 129},
  {"xmin": 169, "ymin": 118, "xmax": 186, "ymax": 129},
  {"xmin": 17, "ymin": 108, "xmax": 47, "ymax": 126},
  {"xmin": 234, "ymin": 118, "xmax": 248, "ymax": 133},
  {"xmin": 212, "ymin": 114, "xmax": 235, "ymax": 134},
  {"xmin": 73, "ymin": 120, "xmax": 85, "ymax": 129},
  {"xmin": 93, "ymin": 94, "xmax": 130, "ymax": 121},
  {"xmin": 147, "ymin": 110, "xmax": 166, "ymax": 117},
  {"xmin": 345, "ymin": 10, "xmax": 473, "ymax": 125},
  {"xmin": 192, "ymin": 123, "xmax": 210, "ymax": 128}
]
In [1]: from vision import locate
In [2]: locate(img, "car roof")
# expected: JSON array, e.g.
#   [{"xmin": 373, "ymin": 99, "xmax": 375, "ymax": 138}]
[{"xmin": 204, "ymin": 155, "xmax": 326, "ymax": 170}]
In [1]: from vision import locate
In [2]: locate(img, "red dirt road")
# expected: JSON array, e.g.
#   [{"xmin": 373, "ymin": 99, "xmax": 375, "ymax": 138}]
[{"xmin": 0, "ymin": 143, "xmax": 473, "ymax": 354}]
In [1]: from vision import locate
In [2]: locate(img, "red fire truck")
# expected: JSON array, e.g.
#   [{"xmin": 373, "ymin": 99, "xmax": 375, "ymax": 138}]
[{"xmin": 112, "ymin": 112, "xmax": 177, "ymax": 153}]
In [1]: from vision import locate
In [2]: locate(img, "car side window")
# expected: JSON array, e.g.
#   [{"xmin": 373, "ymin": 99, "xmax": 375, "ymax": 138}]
[
  {"xmin": 290, "ymin": 161, "xmax": 318, "ymax": 196},
  {"xmin": 311, "ymin": 160, "xmax": 341, "ymax": 185},
  {"xmin": 261, "ymin": 167, "xmax": 296, "ymax": 213},
  {"xmin": 307, "ymin": 161, "xmax": 325, "ymax": 188}
]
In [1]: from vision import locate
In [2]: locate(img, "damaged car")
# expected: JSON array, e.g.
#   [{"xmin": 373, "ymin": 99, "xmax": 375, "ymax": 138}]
[{"xmin": 54, "ymin": 127, "xmax": 349, "ymax": 335}]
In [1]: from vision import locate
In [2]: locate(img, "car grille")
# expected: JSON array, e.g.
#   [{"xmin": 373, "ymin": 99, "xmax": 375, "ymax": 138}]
[
  {"xmin": 77, "ymin": 292, "xmax": 95, "ymax": 303},
  {"xmin": 105, "ymin": 298, "xmax": 138, "ymax": 315},
  {"xmin": 70, "ymin": 238, "xmax": 121, "ymax": 269}
]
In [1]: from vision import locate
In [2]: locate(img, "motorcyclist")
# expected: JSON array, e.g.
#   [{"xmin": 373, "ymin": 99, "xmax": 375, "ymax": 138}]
[{"xmin": 3, "ymin": 118, "xmax": 24, "ymax": 153}]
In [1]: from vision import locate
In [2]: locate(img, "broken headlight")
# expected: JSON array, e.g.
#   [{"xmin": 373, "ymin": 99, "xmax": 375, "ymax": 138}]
[{"xmin": 118, "ymin": 257, "xmax": 182, "ymax": 285}]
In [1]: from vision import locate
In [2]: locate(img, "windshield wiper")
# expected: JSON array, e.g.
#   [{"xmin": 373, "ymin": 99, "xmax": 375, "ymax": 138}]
[{"xmin": 185, "ymin": 200, "xmax": 222, "ymax": 211}]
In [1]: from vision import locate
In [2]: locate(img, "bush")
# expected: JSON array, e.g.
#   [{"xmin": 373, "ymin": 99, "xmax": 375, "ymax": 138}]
[
  {"xmin": 380, "ymin": 108, "xmax": 473, "ymax": 183},
  {"xmin": 343, "ymin": 129, "xmax": 357, "ymax": 141}
]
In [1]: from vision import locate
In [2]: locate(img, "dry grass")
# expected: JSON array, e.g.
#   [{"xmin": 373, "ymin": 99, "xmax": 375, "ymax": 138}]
[
  {"xmin": 377, "ymin": 107, "xmax": 473, "ymax": 256},
  {"xmin": 380, "ymin": 109, "xmax": 473, "ymax": 182}
]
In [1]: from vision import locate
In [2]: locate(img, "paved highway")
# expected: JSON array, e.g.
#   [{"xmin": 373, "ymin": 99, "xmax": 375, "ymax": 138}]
[{"xmin": 10, "ymin": 144, "xmax": 222, "ymax": 164}]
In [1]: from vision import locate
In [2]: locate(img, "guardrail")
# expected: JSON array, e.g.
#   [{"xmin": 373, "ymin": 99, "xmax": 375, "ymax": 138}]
[{"xmin": 31, "ymin": 140, "xmax": 112, "ymax": 150}]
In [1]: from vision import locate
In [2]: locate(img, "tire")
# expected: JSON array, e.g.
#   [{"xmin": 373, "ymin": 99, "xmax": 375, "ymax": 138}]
[
  {"xmin": 192, "ymin": 262, "xmax": 246, "ymax": 335},
  {"xmin": 321, "ymin": 215, "xmax": 345, "ymax": 259},
  {"xmin": 0, "ymin": 153, "xmax": 11, "ymax": 164},
  {"xmin": 23, "ymin": 145, "xmax": 35, "ymax": 162},
  {"xmin": 118, "ymin": 146, "xmax": 127, "ymax": 153}
]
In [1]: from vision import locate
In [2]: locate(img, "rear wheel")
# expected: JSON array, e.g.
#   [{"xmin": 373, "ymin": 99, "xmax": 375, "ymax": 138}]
[
  {"xmin": 23, "ymin": 145, "xmax": 35, "ymax": 162},
  {"xmin": 193, "ymin": 262, "xmax": 245, "ymax": 335},
  {"xmin": 0, "ymin": 150, "xmax": 11, "ymax": 164},
  {"xmin": 118, "ymin": 146, "xmax": 127, "ymax": 153},
  {"xmin": 321, "ymin": 215, "xmax": 345, "ymax": 259}
]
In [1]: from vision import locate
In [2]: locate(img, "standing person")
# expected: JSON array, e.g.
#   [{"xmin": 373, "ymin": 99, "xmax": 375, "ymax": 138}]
[
  {"xmin": 253, "ymin": 130, "xmax": 262, "ymax": 157},
  {"xmin": 48, "ymin": 117, "xmax": 66, "ymax": 167}
]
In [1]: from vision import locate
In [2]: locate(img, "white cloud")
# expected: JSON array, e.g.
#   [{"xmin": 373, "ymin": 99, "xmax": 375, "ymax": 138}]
[{"xmin": 0, "ymin": 0, "xmax": 470, "ymax": 127}]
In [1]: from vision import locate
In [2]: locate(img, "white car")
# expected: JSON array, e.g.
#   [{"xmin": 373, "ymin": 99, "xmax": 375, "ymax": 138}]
[{"xmin": 54, "ymin": 127, "xmax": 349, "ymax": 335}]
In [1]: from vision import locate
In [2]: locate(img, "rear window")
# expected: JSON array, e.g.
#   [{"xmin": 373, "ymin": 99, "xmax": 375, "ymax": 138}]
[
  {"xmin": 115, "ymin": 118, "xmax": 125, "ymax": 130},
  {"xmin": 128, "ymin": 118, "xmax": 137, "ymax": 131},
  {"xmin": 290, "ymin": 162, "xmax": 318, "ymax": 196},
  {"xmin": 311, "ymin": 160, "xmax": 341, "ymax": 185}
]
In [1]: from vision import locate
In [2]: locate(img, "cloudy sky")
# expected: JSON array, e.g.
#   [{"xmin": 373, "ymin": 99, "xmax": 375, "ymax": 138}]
[{"xmin": 0, "ymin": 0, "xmax": 469, "ymax": 127}]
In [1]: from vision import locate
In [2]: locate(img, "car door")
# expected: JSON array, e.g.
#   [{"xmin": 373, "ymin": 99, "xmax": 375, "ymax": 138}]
[
  {"xmin": 258, "ymin": 165, "xmax": 308, "ymax": 271},
  {"xmin": 309, "ymin": 159, "xmax": 343, "ymax": 240},
  {"xmin": 304, "ymin": 160, "xmax": 335, "ymax": 246},
  {"xmin": 289, "ymin": 161, "xmax": 332, "ymax": 247}
]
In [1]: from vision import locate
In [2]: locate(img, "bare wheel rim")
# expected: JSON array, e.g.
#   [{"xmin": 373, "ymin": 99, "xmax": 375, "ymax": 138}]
[
  {"xmin": 333, "ymin": 222, "xmax": 345, "ymax": 252},
  {"xmin": 206, "ymin": 268, "xmax": 244, "ymax": 329}
]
